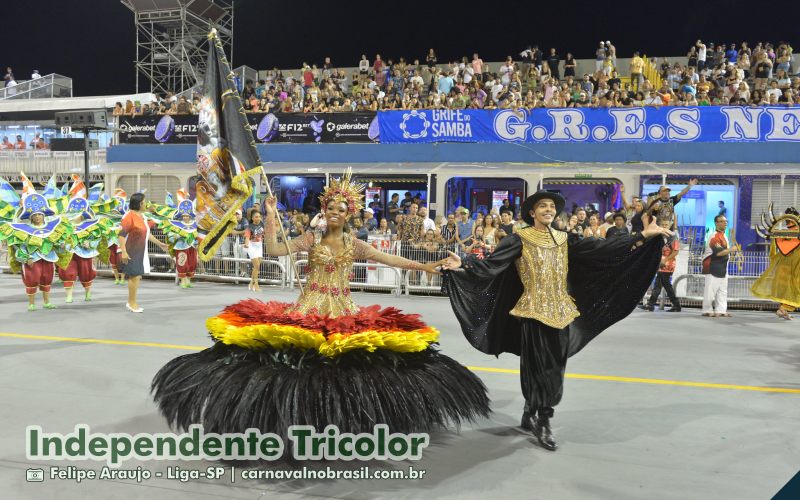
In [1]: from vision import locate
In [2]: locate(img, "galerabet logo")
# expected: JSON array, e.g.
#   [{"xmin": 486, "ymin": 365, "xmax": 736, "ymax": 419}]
[{"xmin": 399, "ymin": 110, "xmax": 430, "ymax": 139}]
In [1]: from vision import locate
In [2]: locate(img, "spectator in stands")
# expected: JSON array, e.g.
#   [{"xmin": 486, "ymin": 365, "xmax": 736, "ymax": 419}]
[
  {"xmin": 754, "ymin": 52, "xmax": 772, "ymax": 91},
  {"xmin": 112, "ymin": 102, "xmax": 124, "ymax": 116},
  {"xmin": 176, "ymin": 97, "xmax": 192, "ymax": 115},
  {"xmin": 373, "ymin": 55, "xmax": 385, "ymax": 87},
  {"xmin": 13, "ymin": 135, "xmax": 26, "ymax": 150},
  {"xmin": 418, "ymin": 206, "xmax": 436, "ymax": 232},
  {"xmin": 463, "ymin": 225, "xmax": 490, "ymax": 259},
  {"xmin": 583, "ymin": 213, "xmax": 601, "ymax": 239},
  {"xmin": 499, "ymin": 198, "xmax": 515, "ymax": 216},
  {"xmin": 630, "ymin": 52, "xmax": 644, "ymax": 91},
  {"xmin": 595, "ymin": 42, "xmax": 606, "ymax": 73},
  {"xmin": 372, "ymin": 218, "xmax": 392, "ymax": 237},
  {"xmin": 1, "ymin": 136, "xmax": 12, "ymax": 149},
  {"xmin": 481, "ymin": 214, "xmax": 498, "ymax": 247},
  {"xmin": 472, "ymin": 53, "xmax": 484, "ymax": 82},
  {"xmin": 499, "ymin": 210, "xmax": 516, "ymax": 235},
  {"xmin": 352, "ymin": 217, "xmax": 369, "ymax": 242},
  {"xmin": 647, "ymin": 179, "xmax": 699, "ymax": 227},
  {"xmin": 242, "ymin": 80, "xmax": 255, "ymax": 101},
  {"xmin": 400, "ymin": 192, "xmax": 413, "ymax": 213},
  {"xmin": 726, "ymin": 43, "xmax": 738, "ymax": 65},
  {"xmin": 606, "ymin": 40, "xmax": 617, "ymax": 68},
  {"xmin": 30, "ymin": 133, "xmax": 47, "ymax": 150},
  {"xmin": 566, "ymin": 214, "xmax": 582, "ymax": 238},
  {"xmin": 362, "ymin": 208, "xmax": 377, "ymax": 231},
  {"xmin": 547, "ymin": 48, "xmax": 560, "ymax": 79},
  {"xmin": 696, "ymin": 40, "xmax": 707, "ymax": 71},
  {"xmin": 426, "ymin": 48, "xmax": 437, "ymax": 74},
  {"xmin": 598, "ymin": 212, "xmax": 614, "ymax": 238},
  {"xmin": 456, "ymin": 207, "xmax": 473, "ymax": 248},
  {"xmin": 438, "ymin": 70, "xmax": 455, "ymax": 95},
  {"xmin": 398, "ymin": 202, "xmax": 424, "ymax": 245},
  {"xmin": 605, "ymin": 213, "xmax": 630, "ymax": 238},
  {"xmin": 287, "ymin": 214, "xmax": 306, "ymax": 239},
  {"xmin": 574, "ymin": 207, "xmax": 588, "ymax": 231},
  {"xmin": 473, "ymin": 213, "xmax": 484, "ymax": 234},
  {"xmin": 640, "ymin": 218, "xmax": 681, "ymax": 312},
  {"xmin": 4, "ymin": 67, "xmax": 13, "ymax": 87},
  {"xmin": 441, "ymin": 213, "xmax": 458, "ymax": 247},
  {"xmin": 562, "ymin": 52, "xmax": 576, "ymax": 78},
  {"xmin": 357, "ymin": 54, "xmax": 369, "ymax": 83},
  {"xmin": 386, "ymin": 193, "xmax": 401, "ymax": 222},
  {"xmin": 622, "ymin": 197, "xmax": 649, "ymax": 235}
]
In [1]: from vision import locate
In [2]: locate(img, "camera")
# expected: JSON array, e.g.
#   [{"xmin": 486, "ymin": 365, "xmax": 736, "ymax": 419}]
[{"xmin": 26, "ymin": 468, "xmax": 44, "ymax": 482}]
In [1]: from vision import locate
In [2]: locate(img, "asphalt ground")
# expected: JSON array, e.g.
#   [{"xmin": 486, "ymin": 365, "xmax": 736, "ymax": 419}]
[{"xmin": 0, "ymin": 274, "xmax": 798, "ymax": 500}]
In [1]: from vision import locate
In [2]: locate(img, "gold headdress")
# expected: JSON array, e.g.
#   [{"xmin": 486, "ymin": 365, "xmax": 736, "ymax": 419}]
[
  {"xmin": 319, "ymin": 168, "xmax": 365, "ymax": 216},
  {"xmin": 755, "ymin": 203, "xmax": 800, "ymax": 239}
]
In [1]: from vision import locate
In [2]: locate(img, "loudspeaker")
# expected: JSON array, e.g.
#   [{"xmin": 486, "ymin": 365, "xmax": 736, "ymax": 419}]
[
  {"xmin": 54, "ymin": 109, "xmax": 108, "ymax": 129},
  {"xmin": 51, "ymin": 138, "xmax": 100, "ymax": 151}
]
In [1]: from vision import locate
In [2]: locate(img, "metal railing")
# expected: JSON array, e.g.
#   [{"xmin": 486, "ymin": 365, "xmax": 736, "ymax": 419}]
[
  {"xmin": 645, "ymin": 238, "xmax": 774, "ymax": 310},
  {"xmin": 0, "ymin": 74, "xmax": 73, "ymax": 100},
  {"xmin": 1, "ymin": 229, "xmax": 782, "ymax": 309},
  {"xmin": 0, "ymin": 150, "xmax": 107, "ymax": 176}
]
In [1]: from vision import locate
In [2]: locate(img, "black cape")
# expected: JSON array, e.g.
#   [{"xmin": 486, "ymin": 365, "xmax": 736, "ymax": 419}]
[{"xmin": 443, "ymin": 232, "xmax": 663, "ymax": 358}]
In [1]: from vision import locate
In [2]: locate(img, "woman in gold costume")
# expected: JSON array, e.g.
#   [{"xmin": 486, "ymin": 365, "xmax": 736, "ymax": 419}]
[
  {"xmin": 152, "ymin": 171, "xmax": 489, "ymax": 437},
  {"xmin": 751, "ymin": 207, "xmax": 800, "ymax": 320}
]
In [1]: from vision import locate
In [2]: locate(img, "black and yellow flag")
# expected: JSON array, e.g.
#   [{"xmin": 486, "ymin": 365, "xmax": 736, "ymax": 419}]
[{"xmin": 195, "ymin": 29, "xmax": 261, "ymax": 261}]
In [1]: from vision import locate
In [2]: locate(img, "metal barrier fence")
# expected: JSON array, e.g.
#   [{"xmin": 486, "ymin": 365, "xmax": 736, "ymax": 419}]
[
  {"xmin": 0, "ymin": 73, "xmax": 73, "ymax": 100},
  {"xmin": 0, "ymin": 230, "xmax": 780, "ymax": 308},
  {"xmin": 646, "ymin": 240, "xmax": 775, "ymax": 310}
]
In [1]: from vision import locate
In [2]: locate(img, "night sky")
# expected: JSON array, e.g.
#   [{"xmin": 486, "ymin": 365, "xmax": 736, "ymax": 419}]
[{"xmin": 8, "ymin": 1, "xmax": 800, "ymax": 97}]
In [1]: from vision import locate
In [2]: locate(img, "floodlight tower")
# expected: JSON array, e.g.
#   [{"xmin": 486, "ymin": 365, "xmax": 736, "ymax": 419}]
[{"xmin": 121, "ymin": 0, "xmax": 234, "ymax": 95}]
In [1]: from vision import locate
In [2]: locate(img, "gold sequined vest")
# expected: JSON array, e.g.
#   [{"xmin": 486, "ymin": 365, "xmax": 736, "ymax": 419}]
[{"xmin": 509, "ymin": 227, "xmax": 580, "ymax": 329}]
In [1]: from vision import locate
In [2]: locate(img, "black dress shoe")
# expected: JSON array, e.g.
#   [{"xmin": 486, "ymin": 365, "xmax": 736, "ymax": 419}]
[
  {"xmin": 667, "ymin": 307, "xmax": 682, "ymax": 312},
  {"xmin": 520, "ymin": 411, "xmax": 535, "ymax": 432},
  {"xmin": 531, "ymin": 416, "xmax": 558, "ymax": 451},
  {"xmin": 638, "ymin": 303, "xmax": 655, "ymax": 312}
]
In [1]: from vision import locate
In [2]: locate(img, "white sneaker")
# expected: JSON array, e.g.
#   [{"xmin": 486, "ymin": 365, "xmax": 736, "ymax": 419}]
[{"xmin": 126, "ymin": 303, "xmax": 144, "ymax": 313}]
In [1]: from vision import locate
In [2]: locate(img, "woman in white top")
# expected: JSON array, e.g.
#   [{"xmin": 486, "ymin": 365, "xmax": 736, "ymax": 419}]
[
  {"xmin": 583, "ymin": 214, "xmax": 602, "ymax": 239},
  {"xmin": 481, "ymin": 213, "xmax": 498, "ymax": 246},
  {"xmin": 358, "ymin": 55, "xmax": 369, "ymax": 83}
]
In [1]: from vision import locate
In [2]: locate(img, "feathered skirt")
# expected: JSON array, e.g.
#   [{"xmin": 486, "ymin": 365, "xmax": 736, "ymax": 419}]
[{"xmin": 151, "ymin": 300, "xmax": 490, "ymax": 436}]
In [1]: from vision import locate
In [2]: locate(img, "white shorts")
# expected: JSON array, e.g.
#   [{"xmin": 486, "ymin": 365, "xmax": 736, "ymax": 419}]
[{"xmin": 246, "ymin": 242, "xmax": 263, "ymax": 260}]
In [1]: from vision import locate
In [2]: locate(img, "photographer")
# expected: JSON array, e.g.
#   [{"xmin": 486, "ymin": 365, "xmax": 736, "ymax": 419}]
[{"xmin": 462, "ymin": 226, "xmax": 492, "ymax": 259}]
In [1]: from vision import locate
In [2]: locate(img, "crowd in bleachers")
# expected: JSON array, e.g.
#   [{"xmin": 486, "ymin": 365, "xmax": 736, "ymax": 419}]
[{"xmin": 112, "ymin": 39, "xmax": 797, "ymax": 117}]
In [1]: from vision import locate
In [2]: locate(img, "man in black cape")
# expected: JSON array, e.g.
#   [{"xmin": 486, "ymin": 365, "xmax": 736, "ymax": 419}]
[{"xmin": 442, "ymin": 191, "xmax": 670, "ymax": 450}]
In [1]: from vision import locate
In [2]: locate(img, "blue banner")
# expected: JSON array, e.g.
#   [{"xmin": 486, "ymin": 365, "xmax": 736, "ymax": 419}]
[{"xmin": 377, "ymin": 107, "xmax": 800, "ymax": 144}]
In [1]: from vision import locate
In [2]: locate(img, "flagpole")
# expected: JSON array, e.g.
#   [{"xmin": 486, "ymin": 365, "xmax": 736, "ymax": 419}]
[{"xmin": 259, "ymin": 166, "xmax": 304, "ymax": 294}]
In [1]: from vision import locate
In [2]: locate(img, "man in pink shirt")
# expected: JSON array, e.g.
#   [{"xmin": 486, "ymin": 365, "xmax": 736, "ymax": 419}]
[{"xmin": 472, "ymin": 53, "xmax": 484, "ymax": 82}]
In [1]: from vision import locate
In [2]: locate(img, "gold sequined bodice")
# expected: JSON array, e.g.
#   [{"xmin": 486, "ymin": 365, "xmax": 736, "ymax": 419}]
[
  {"xmin": 509, "ymin": 227, "xmax": 580, "ymax": 329},
  {"xmin": 288, "ymin": 232, "xmax": 359, "ymax": 317}
]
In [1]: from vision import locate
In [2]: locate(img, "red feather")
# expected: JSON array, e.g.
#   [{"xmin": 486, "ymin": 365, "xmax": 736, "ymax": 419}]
[{"xmin": 218, "ymin": 299, "xmax": 428, "ymax": 336}]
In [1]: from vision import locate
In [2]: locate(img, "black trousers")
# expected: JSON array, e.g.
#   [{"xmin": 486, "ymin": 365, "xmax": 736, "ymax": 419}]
[
  {"xmin": 648, "ymin": 271, "xmax": 678, "ymax": 307},
  {"xmin": 520, "ymin": 319, "xmax": 568, "ymax": 419}
]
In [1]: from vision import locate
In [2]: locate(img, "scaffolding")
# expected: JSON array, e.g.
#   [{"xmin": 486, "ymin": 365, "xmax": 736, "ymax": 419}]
[{"xmin": 121, "ymin": 0, "xmax": 233, "ymax": 95}]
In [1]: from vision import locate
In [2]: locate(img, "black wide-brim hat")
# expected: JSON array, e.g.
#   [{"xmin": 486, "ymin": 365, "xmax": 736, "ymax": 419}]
[{"xmin": 521, "ymin": 190, "xmax": 566, "ymax": 225}]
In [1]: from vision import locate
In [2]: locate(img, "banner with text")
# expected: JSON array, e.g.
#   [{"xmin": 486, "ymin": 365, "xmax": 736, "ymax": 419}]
[
  {"xmin": 118, "ymin": 112, "xmax": 378, "ymax": 144},
  {"xmin": 377, "ymin": 107, "xmax": 800, "ymax": 144}
]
